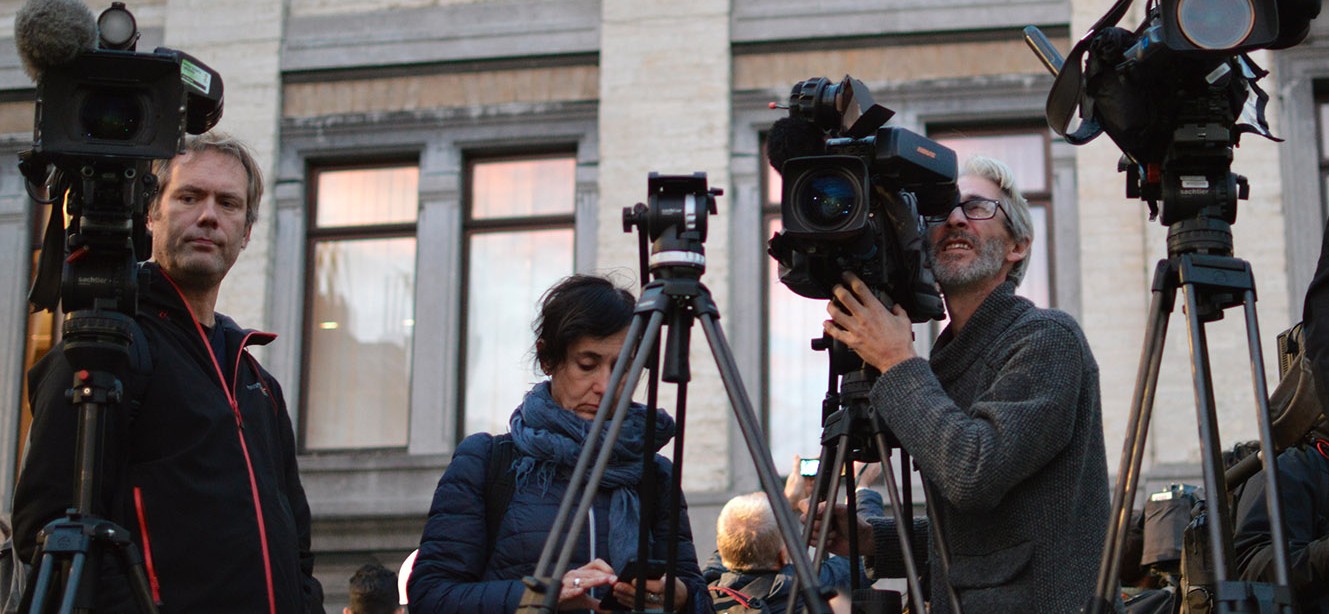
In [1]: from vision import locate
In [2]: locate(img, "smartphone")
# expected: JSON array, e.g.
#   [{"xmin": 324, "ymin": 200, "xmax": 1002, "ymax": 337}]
[
  {"xmin": 598, "ymin": 559, "xmax": 667, "ymax": 610},
  {"xmin": 799, "ymin": 458, "xmax": 820, "ymax": 477}
]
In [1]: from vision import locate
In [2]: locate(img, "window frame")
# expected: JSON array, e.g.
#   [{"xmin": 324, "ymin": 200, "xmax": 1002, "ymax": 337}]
[
  {"xmin": 300, "ymin": 157, "xmax": 421, "ymax": 453},
  {"xmin": 274, "ymin": 106, "xmax": 600, "ymax": 466},
  {"xmin": 456, "ymin": 149, "xmax": 579, "ymax": 442}
]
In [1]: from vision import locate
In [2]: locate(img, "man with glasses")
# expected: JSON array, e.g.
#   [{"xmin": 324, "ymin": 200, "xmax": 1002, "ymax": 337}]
[{"xmin": 814, "ymin": 155, "xmax": 1110, "ymax": 612}]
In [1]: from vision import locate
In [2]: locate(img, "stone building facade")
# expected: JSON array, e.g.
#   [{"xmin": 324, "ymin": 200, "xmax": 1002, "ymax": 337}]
[{"xmin": 2, "ymin": 0, "xmax": 1328, "ymax": 609}]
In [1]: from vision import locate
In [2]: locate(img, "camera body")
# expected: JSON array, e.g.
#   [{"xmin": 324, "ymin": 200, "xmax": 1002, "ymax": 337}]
[
  {"xmin": 768, "ymin": 76, "xmax": 955, "ymax": 323},
  {"xmin": 23, "ymin": 2, "xmax": 225, "ymax": 314}
]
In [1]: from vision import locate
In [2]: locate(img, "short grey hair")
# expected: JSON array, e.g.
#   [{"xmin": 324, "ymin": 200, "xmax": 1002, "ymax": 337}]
[
  {"xmin": 962, "ymin": 155, "xmax": 1034, "ymax": 286},
  {"xmin": 150, "ymin": 132, "xmax": 264, "ymax": 228},
  {"xmin": 716, "ymin": 493, "xmax": 784, "ymax": 572}
]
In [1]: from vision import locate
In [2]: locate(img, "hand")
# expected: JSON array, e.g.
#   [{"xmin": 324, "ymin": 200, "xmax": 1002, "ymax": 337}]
[
  {"xmin": 557, "ymin": 559, "xmax": 616, "ymax": 611},
  {"xmin": 610, "ymin": 576, "xmax": 688, "ymax": 611},
  {"xmin": 784, "ymin": 455, "xmax": 814, "ymax": 509},
  {"xmin": 855, "ymin": 462, "xmax": 882, "ymax": 489},
  {"xmin": 824, "ymin": 272, "xmax": 917, "ymax": 373},
  {"xmin": 799, "ymin": 499, "xmax": 874, "ymax": 558}
]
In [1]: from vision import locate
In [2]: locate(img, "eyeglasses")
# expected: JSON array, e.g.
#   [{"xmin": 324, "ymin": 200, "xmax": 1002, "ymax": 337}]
[{"xmin": 924, "ymin": 198, "xmax": 1004, "ymax": 225}]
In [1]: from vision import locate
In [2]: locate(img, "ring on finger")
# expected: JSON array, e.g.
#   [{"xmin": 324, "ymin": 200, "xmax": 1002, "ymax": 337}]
[
  {"xmin": 572, "ymin": 577, "xmax": 582, "ymax": 589},
  {"xmin": 647, "ymin": 592, "xmax": 662, "ymax": 603}
]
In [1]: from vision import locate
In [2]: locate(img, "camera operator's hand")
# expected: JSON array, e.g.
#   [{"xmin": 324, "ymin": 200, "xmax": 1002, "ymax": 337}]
[
  {"xmin": 825, "ymin": 273, "xmax": 917, "ymax": 373},
  {"xmin": 799, "ymin": 499, "xmax": 874, "ymax": 559},
  {"xmin": 558, "ymin": 559, "xmax": 617, "ymax": 611}
]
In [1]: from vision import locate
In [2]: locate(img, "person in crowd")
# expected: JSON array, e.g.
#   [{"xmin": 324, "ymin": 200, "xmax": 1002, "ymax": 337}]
[
  {"xmin": 1233, "ymin": 217, "xmax": 1329, "ymax": 613},
  {"xmin": 407, "ymin": 274, "xmax": 710, "ymax": 613},
  {"xmin": 708, "ymin": 492, "xmax": 861, "ymax": 614},
  {"xmin": 813, "ymin": 155, "xmax": 1111, "ymax": 612},
  {"xmin": 11, "ymin": 133, "xmax": 323, "ymax": 612},
  {"xmin": 346, "ymin": 564, "xmax": 403, "ymax": 614}
]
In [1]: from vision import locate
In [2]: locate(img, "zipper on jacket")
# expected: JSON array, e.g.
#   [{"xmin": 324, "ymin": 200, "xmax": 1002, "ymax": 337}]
[
  {"xmin": 159, "ymin": 272, "xmax": 279, "ymax": 614},
  {"xmin": 133, "ymin": 487, "xmax": 162, "ymax": 604}
]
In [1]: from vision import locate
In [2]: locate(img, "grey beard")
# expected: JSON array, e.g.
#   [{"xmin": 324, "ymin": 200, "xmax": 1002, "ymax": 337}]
[{"xmin": 930, "ymin": 234, "xmax": 1006, "ymax": 292}]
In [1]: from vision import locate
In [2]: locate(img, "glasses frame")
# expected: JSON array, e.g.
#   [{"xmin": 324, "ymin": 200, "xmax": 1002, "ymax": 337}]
[{"xmin": 925, "ymin": 197, "xmax": 1005, "ymax": 225}]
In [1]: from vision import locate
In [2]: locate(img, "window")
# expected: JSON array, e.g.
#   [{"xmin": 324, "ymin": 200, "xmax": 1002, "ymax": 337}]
[
  {"xmin": 460, "ymin": 154, "xmax": 577, "ymax": 439},
  {"xmin": 762, "ymin": 143, "xmax": 833, "ymax": 467},
  {"xmin": 932, "ymin": 127, "xmax": 1053, "ymax": 308},
  {"xmin": 303, "ymin": 163, "xmax": 419, "ymax": 451}
]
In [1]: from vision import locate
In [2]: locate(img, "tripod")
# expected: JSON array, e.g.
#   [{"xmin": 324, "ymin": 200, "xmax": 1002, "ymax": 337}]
[
  {"xmin": 19, "ymin": 154, "xmax": 160, "ymax": 613},
  {"xmin": 1086, "ymin": 218, "xmax": 1296, "ymax": 614},
  {"xmin": 513, "ymin": 173, "xmax": 830, "ymax": 614},
  {"xmin": 798, "ymin": 336, "xmax": 963, "ymax": 614},
  {"xmin": 19, "ymin": 309, "xmax": 159, "ymax": 614}
]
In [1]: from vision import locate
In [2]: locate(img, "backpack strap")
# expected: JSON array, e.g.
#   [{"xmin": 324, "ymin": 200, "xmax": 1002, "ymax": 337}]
[{"xmin": 484, "ymin": 434, "xmax": 517, "ymax": 551}]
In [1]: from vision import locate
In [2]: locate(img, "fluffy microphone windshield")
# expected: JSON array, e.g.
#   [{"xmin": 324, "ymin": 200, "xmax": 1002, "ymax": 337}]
[
  {"xmin": 766, "ymin": 116, "xmax": 826, "ymax": 177},
  {"xmin": 14, "ymin": 0, "xmax": 98, "ymax": 82}
]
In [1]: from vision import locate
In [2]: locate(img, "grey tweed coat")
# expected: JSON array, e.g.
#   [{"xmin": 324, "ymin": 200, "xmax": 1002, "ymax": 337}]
[{"xmin": 868, "ymin": 281, "xmax": 1111, "ymax": 613}]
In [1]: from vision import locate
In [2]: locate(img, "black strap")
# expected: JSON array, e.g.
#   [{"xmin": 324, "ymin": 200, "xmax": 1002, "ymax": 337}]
[{"xmin": 485, "ymin": 434, "xmax": 517, "ymax": 551}]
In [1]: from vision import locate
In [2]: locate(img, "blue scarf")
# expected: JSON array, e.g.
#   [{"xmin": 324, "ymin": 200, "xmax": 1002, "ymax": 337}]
[{"xmin": 508, "ymin": 381, "xmax": 676, "ymax": 569}]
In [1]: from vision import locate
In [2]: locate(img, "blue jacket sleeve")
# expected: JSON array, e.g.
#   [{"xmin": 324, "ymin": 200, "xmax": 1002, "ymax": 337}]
[
  {"xmin": 1233, "ymin": 446, "xmax": 1329, "ymax": 605},
  {"xmin": 409, "ymin": 434, "xmax": 526, "ymax": 613}
]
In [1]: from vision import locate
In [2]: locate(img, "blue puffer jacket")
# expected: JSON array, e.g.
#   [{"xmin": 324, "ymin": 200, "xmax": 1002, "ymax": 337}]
[{"xmin": 408, "ymin": 432, "xmax": 713, "ymax": 613}]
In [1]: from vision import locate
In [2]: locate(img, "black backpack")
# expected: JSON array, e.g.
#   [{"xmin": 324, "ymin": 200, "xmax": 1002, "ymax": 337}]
[{"xmin": 484, "ymin": 434, "xmax": 518, "ymax": 551}]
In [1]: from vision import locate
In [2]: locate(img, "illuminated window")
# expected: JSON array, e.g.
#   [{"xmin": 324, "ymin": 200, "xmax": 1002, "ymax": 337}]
[
  {"xmin": 303, "ymin": 163, "xmax": 419, "ymax": 451},
  {"xmin": 460, "ymin": 154, "xmax": 576, "ymax": 438}
]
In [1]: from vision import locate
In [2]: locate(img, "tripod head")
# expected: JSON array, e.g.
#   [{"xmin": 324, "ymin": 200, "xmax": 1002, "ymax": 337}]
[{"xmin": 622, "ymin": 172, "xmax": 722, "ymax": 283}]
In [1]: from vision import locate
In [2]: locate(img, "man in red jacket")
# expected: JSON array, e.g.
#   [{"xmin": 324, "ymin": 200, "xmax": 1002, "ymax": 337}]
[{"xmin": 13, "ymin": 133, "xmax": 324, "ymax": 613}]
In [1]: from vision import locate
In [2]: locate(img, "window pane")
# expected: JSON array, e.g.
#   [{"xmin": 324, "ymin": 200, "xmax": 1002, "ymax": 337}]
[
  {"xmin": 1319, "ymin": 102, "xmax": 1329, "ymax": 158},
  {"xmin": 305, "ymin": 237, "xmax": 416, "ymax": 450},
  {"xmin": 464, "ymin": 229, "xmax": 575, "ymax": 436},
  {"xmin": 472, "ymin": 157, "xmax": 576, "ymax": 220},
  {"xmin": 315, "ymin": 166, "xmax": 419, "ymax": 228},
  {"xmin": 765, "ymin": 217, "xmax": 831, "ymax": 467},
  {"xmin": 1016, "ymin": 205, "xmax": 1051, "ymax": 308},
  {"xmin": 937, "ymin": 133, "xmax": 1047, "ymax": 193}
]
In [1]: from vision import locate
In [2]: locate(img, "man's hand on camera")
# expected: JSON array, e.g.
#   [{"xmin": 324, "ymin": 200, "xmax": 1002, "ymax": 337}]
[
  {"xmin": 825, "ymin": 272, "xmax": 916, "ymax": 373},
  {"xmin": 800, "ymin": 499, "xmax": 874, "ymax": 558}
]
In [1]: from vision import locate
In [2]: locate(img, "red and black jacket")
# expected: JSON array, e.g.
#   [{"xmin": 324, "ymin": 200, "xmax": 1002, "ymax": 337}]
[{"xmin": 13, "ymin": 262, "xmax": 324, "ymax": 613}]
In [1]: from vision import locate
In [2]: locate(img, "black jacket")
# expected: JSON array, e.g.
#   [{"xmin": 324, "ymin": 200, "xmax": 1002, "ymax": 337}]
[
  {"xmin": 1233, "ymin": 443, "xmax": 1329, "ymax": 613},
  {"xmin": 12, "ymin": 263, "xmax": 323, "ymax": 613}
]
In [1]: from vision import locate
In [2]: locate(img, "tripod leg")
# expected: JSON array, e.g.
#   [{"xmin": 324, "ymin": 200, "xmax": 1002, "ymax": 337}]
[
  {"xmin": 1090, "ymin": 271, "xmax": 1173, "ymax": 613},
  {"xmin": 870, "ymin": 432, "xmax": 928, "ymax": 612},
  {"xmin": 1181, "ymin": 284, "xmax": 1238, "ymax": 583},
  {"xmin": 697, "ymin": 312, "xmax": 830, "ymax": 614},
  {"xmin": 519, "ymin": 308, "xmax": 664, "ymax": 613},
  {"xmin": 922, "ymin": 480, "xmax": 963, "ymax": 614},
  {"xmin": 1239, "ymin": 291, "xmax": 1295, "ymax": 587},
  {"xmin": 545, "ymin": 311, "xmax": 666, "ymax": 608}
]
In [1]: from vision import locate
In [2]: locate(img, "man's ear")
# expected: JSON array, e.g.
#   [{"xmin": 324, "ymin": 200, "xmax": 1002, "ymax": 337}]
[
  {"xmin": 1006, "ymin": 237, "xmax": 1030, "ymax": 264},
  {"xmin": 241, "ymin": 223, "xmax": 252, "ymax": 250}
]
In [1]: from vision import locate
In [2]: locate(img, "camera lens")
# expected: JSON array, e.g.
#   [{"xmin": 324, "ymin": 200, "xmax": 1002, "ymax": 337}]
[
  {"xmin": 1175, "ymin": 0, "xmax": 1256, "ymax": 49},
  {"xmin": 80, "ymin": 88, "xmax": 144, "ymax": 141},
  {"xmin": 796, "ymin": 170, "xmax": 859, "ymax": 229}
]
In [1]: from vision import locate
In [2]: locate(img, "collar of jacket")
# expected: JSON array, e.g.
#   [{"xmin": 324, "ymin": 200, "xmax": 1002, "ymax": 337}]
[
  {"xmin": 929, "ymin": 280, "xmax": 1033, "ymax": 384},
  {"xmin": 138, "ymin": 261, "xmax": 277, "ymax": 355}
]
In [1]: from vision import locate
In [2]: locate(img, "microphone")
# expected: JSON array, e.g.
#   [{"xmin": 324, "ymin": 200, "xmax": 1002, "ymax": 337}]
[
  {"xmin": 766, "ymin": 116, "xmax": 826, "ymax": 177},
  {"xmin": 14, "ymin": 0, "xmax": 98, "ymax": 82}
]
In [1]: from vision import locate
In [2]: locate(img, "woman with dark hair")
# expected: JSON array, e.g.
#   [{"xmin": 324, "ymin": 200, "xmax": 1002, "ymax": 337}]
[{"xmin": 408, "ymin": 275, "xmax": 712, "ymax": 613}]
